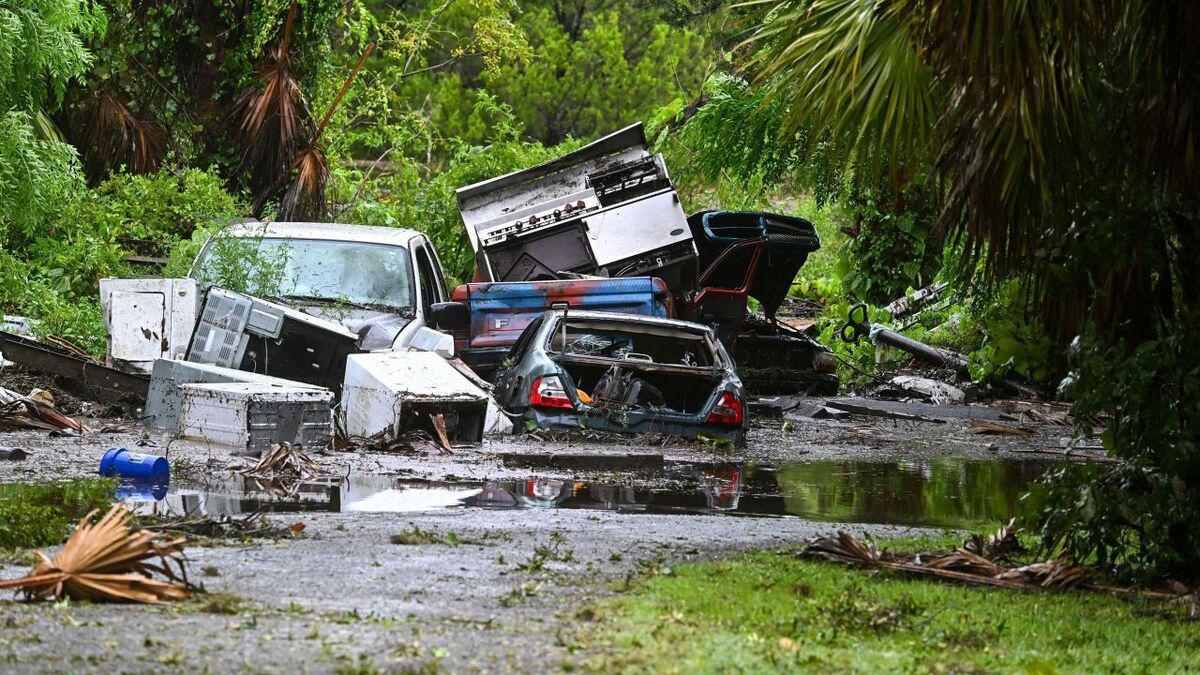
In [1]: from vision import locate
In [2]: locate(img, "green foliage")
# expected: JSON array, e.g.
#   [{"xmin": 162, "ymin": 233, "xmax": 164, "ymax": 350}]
[
  {"xmin": 0, "ymin": 478, "xmax": 116, "ymax": 549},
  {"xmin": 0, "ymin": 0, "xmax": 102, "ymax": 243},
  {"xmin": 585, "ymin": 546, "xmax": 1199, "ymax": 672},
  {"xmin": 336, "ymin": 93, "xmax": 582, "ymax": 284},
  {"xmin": 1, "ymin": 167, "xmax": 245, "ymax": 353},
  {"xmin": 484, "ymin": 4, "xmax": 708, "ymax": 146},
  {"xmin": 1025, "ymin": 321, "xmax": 1200, "ymax": 582}
]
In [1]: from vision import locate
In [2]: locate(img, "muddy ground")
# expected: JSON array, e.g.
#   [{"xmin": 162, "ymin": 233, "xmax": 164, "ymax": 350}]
[{"xmin": 0, "ymin": 369, "xmax": 1084, "ymax": 673}]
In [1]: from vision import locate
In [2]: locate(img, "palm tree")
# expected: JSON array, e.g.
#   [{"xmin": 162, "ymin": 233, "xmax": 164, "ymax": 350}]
[{"xmin": 742, "ymin": 0, "xmax": 1198, "ymax": 343}]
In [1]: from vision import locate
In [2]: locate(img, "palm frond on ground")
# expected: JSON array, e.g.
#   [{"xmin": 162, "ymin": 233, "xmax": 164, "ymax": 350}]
[{"xmin": 0, "ymin": 504, "xmax": 189, "ymax": 604}]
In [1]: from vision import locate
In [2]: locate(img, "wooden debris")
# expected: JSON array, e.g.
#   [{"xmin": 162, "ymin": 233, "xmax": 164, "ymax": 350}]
[
  {"xmin": 429, "ymin": 412, "xmax": 453, "ymax": 453},
  {"xmin": 0, "ymin": 504, "xmax": 190, "ymax": 603},
  {"xmin": 240, "ymin": 442, "xmax": 322, "ymax": 481},
  {"xmin": 799, "ymin": 530, "xmax": 1185, "ymax": 599},
  {"xmin": 969, "ymin": 420, "xmax": 1035, "ymax": 436},
  {"xmin": 0, "ymin": 390, "xmax": 86, "ymax": 432}
]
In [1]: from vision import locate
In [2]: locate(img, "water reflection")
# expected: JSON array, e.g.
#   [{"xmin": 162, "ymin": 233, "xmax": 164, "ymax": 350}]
[{"xmin": 120, "ymin": 458, "xmax": 1053, "ymax": 528}]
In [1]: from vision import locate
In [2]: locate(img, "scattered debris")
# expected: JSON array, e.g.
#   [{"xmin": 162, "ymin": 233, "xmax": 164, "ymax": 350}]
[
  {"xmin": 991, "ymin": 400, "xmax": 1073, "ymax": 426},
  {"xmin": 0, "ymin": 503, "xmax": 190, "ymax": 604},
  {"xmin": 178, "ymin": 381, "xmax": 333, "ymax": 452},
  {"xmin": 0, "ymin": 446, "xmax": 29, "ymax": 460},
  {"xmin": 240, "ymin": 442, "xmax": 322, "ymax": 482},
  {"xmin": 821, "ymin": 400, "xmax": 946, "ymax": 424},
  {"xmin": 969, "ymin": 420, "xmax": 1035, "ymax": 436},
  {"xmin": 883, "ymin": 375, "xmax": 966, "ymax": 404},
  {"xmin": 140, "ymin": 512, "xmax": 296, "ymax": 541},
  {"xmin": 0, "ymin": 386, "xmax": 86, "ymax": 432}
]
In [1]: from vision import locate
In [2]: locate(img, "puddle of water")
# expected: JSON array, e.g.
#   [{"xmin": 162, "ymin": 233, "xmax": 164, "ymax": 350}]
[{"xmin": 118, "ymin": 457, "xmax": 1053, "ymax": 529}]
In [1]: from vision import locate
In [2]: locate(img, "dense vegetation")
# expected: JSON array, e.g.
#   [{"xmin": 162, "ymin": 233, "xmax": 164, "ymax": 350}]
[{"xmin": 0, "ymin": 0, "xmax": 1196, "ymax": 581}]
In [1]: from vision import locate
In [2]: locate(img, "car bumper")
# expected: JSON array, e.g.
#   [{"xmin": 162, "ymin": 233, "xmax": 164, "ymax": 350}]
[{"xmin": 521, "ymin": 408, "xmax": 746, "ymax": 446}]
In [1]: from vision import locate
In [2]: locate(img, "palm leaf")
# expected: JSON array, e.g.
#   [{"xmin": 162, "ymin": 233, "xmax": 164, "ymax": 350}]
[
  {"xmin": 278, "ymin": 43, "xmax": 375, "ymax": 221},
  {"xmin": 0, "ymin": 504, "xmax": 190, "ymax": 604},
  {"xmin": 83, "ymin": 92, "xmax": 166, "ymax": 179},
  {"xmin": 231, "ymin": 1, "xmax": 312, "ymax": 213}
]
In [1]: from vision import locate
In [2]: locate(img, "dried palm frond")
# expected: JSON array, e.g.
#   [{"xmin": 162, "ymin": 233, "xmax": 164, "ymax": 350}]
[
  {"xmin": 802, "ymin": 531, "xmax": 885, "ymax": 566},
  {"xmin": 83, "ymin": 92, "xmax": 166, "ymax": 179},
  {"xmin": 923, "ymin": 550, "xmax": 1006, "ymax": 577},
  {"xmin": 278, "ymin": 42, "xmax": 375, "ymax": 221},
  {"xmin": 232, "ymin": 1, "xmax": 311, "ymax": 212},
  {"xmin": 964, "ymin": 518, "xmax": 1022, "ymax": 561},
  {"xmin": 0, "ymin": 504, "xmax": 189, "ymax": 603},
  {"xmin": 999, "ymin": 559, "xmax": 1091, "ymax": 589},
  {"xmin": 240, "ymin": 442, "xmax": 322, "ymax": 482}
]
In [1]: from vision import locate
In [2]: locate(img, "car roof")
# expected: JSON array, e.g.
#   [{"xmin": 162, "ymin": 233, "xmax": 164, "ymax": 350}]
[
  {"xmin": 224, "ymin": 221, "xmax": 423, "ymax": 247},
  {"xmin": 542, "ymin": 309, "xmax": 714, "ymax": 334}
]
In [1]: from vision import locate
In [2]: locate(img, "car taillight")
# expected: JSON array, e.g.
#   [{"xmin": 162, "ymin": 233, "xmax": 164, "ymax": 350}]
[
  {"xmin": 706, "ymin": 392, "xmax": 743, "ymax": 426},
  {"xmin": 529, "ymin": 376, "xmax": 574, "ymax": 410}
]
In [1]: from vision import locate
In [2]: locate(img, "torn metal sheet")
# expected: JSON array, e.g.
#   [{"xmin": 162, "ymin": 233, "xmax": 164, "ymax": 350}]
[
  {"xmin": 886, "ymin": 375, "xmax": 966, "ymax": 404},
  {"xmin": 179, "ymin": 382, "xmax": 333, "ymax": 451},
  {"xmin": 342, "ymin": 351, "xmax": 488, "ymax": 444},
  {"xmin": 99, "ymin": 278, "xmax": 199, "ymax": 373}
]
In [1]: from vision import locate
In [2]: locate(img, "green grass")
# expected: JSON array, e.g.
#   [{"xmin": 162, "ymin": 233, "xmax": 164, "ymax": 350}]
[
  {"xmin": 583, "ymin": 542, "xmax": 1199, "ymax": 673},
  {"xmin": 0, "ymin": 478, "xmax": 116, "ymax": 549}
]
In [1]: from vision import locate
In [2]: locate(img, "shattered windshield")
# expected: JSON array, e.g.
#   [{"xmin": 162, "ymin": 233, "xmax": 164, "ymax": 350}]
[
  {"xmin": 550, "ymin": 320, "xmax": 716, "ymax": 367},
  {"xmin": 195, "ymin": 237, "xmax": 414, "ymax": 312}
]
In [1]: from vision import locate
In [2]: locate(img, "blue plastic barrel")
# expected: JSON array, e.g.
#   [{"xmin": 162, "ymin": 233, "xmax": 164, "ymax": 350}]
[{"xmin": 99, "ymin": 447, "xmax": 170, "ymax": 485}]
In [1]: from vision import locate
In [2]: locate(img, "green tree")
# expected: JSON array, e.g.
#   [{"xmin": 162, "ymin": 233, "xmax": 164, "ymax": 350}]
[
  {"xmin": 740, "ymin": 0, "xmax": 1199, "ymax": 580},
  {"xmin": 485, "ymin": 1, "xmax": 710, "ymax": 146},
  {"xmin": 0, "ymin": 0, "xmax": 104, "ymax": 243}
]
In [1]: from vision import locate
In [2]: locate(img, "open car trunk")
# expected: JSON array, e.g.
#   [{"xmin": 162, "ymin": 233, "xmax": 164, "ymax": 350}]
[{"xmin": 553, "ymin": 355, "xmax": 720, "ymax": 415}]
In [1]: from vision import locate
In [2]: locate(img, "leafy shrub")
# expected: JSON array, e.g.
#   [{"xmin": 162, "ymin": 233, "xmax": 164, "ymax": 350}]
[
  {"xmin": 1024, "ymin": 320, "xmax": 1200, "ymax": 582},
  {"xmin": 1, "ymin": 167, "xmax": 245, "ymax": 354}
]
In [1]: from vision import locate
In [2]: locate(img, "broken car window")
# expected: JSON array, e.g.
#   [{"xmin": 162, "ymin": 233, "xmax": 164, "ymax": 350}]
[
  {"xmin": 549, "ymin": 320, "xmax": 715, "ymax": 367},
  {"xmin": 195, "ymin": 238, "xmax": 415, "ymax": 312}
]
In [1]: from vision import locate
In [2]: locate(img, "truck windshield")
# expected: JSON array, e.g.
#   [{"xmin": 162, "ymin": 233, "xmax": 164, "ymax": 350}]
[{"xmin": 194, "ymin": 237, "xmax": 415, "ymax": 312}]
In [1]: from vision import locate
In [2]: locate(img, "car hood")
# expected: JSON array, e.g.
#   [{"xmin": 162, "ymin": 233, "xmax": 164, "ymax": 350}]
[{"xmin": 291, "ymin": 305, "xmax": 412, "ymax": 350}]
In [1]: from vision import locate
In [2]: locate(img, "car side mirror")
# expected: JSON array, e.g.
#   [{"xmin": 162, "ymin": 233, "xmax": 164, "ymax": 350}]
[{"xmin": 429, "ymin": 301, "xmax": 470, "ymax": 331}]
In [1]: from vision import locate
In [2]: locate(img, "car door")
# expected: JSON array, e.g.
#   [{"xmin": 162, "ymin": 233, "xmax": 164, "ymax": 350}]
[{"xmin": 412, "ymin": 239, "xmax": 447, "ymax": 320}]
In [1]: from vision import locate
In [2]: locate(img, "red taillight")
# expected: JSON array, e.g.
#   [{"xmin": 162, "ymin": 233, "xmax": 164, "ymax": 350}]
[
  {"xmin": 529, "ymin": 376, "xmax": 574, "ymax": 410},
  {"xmin": 705, "ymin": 392, "xmax": 743, "ymax": 426}
]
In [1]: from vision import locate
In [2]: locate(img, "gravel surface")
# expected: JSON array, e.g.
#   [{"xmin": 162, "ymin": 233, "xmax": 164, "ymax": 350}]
[{"xmin": 0, "ymin": 369, "xmax": 1078, "ymax": 672}]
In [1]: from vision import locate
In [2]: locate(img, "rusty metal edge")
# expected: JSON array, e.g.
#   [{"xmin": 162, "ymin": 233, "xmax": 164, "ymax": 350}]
[{"xmin": 0, "ymin": 331, "xmax": 149, "ymax": 403}]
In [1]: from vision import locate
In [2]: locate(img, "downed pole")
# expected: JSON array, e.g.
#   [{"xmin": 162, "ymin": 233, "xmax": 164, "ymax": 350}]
[
  {"xmin": 0, "ymin": 503, "xmax": 190, "ymax": 604},
  {"xmin": 798, "ymin": 526, "xmax": 1195, "ymax": 613}
]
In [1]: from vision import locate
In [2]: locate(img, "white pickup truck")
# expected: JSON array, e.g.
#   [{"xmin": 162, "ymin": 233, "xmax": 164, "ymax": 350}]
[
  {"xmin": 189, "ymin": 221, "xmax": 452, "ymax": 350},
  {"xmin": 101, "ymin": 221, "xmax": 457, "ymax": 371}
]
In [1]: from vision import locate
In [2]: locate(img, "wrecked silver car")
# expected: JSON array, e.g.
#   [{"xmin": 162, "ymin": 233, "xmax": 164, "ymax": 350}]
[{"xmin": 493, "ymin": 310, "xmax": 747, "ymax": 445}]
